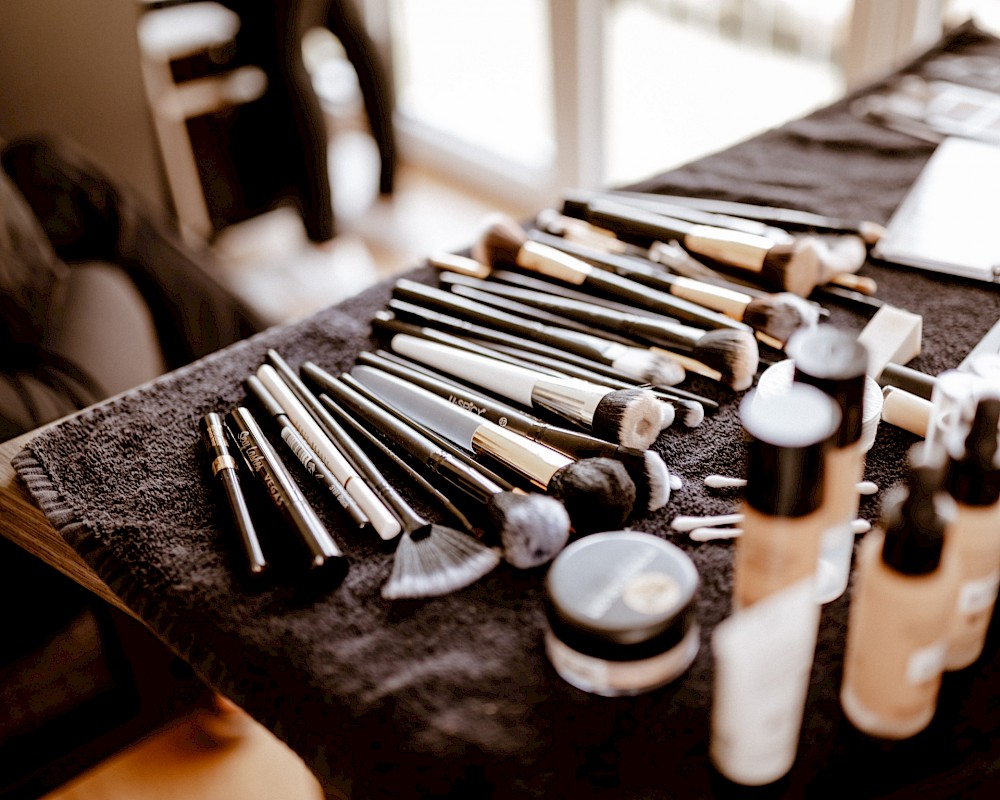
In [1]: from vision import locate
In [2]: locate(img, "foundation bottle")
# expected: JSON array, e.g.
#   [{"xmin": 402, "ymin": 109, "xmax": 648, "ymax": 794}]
[
  {"xmin": 942, "ymin": 395, "xmax": 1000, "ymax": 671},
  {"xmin": 787, "ymin": 326, "xmax": 869, "ymax": 604},
  {"xmin": 732, "ymin": 383, "xmax": 841, "ymax": 610},
  {"xmin": 840, "ymin": 456, "xmax": 959, "ymax": 739}
]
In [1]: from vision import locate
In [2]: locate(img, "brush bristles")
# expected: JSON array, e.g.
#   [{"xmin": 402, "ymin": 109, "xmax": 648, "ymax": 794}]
[
  {"xmin": 616, "ymin": 449, "xmax": 673, "ymax": 511},
  {"xmin": 381, "ymin": 525, "xmax": 501, "ymax": 600},
  {"xmin": 473, "ymin": 214, "xmax": 527, "ymax": 270},
  {"xmin": 549, "ymin": 457, "xmax": 636, "ymax": 533},
  {"xmin": 592, "ymin": 388, "xmax": 663, "ymax": 449},
  {"xmin": 487, "ymin": 491, "xmax": 571, "ymax": 568},
  {"xmin": 691, "ymin": 328, "xmax": 759, "ymax": 391},
  {"xmin": 741, "ymin": 292, "xmax": 822, "ymax": 345},
  {"xmin": 761, "ymin": 237, "xmax": 824, "ymax": 297},
  {"xmin": 672, "ymin": 397, "xmax": 705, "ymax": 428},
  {"xmin": 610, "ymin": 348, "xmax": 686, "ymax": 387}
]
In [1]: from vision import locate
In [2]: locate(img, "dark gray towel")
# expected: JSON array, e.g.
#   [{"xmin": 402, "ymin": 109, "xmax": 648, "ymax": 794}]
[{"xmin": 13, "ymin": 22, "xmax": 1000, "ymax": 800}]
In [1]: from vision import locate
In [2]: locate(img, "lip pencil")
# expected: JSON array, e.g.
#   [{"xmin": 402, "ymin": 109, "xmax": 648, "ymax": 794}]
[
  {"xmin": 255, "ymin": 361, "xmax": 402, "ymax": 541},
  {"xmin": 225, "ymin": 406, "xmax": 347, "ymax": 575},
  {"xmin": 350, "ymin": 365, "xmax": 639, "ymax": 534},
  {"xmin": 199, "ymin": 412, "xmax": 268, "ymax": 575}
]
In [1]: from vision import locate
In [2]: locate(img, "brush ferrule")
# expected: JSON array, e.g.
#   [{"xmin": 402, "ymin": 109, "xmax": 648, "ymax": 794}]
[
  {"xmin": 472, "ymin": 424, "xmax": 568, "ymax": 487},
  {"xmin": 529, "ymin": 377, "xmax": 603, "ymax": 426},
  {"xmin": 686, "ymin": 225, "xmax": 771, "ymax": 271},
  {"xmin": 670, "ymin": 276, "xmax": 750, "ymax": 318},
  {"xmin": 517, "ymin": 240, "xmax": 591, "ymax": 285}
]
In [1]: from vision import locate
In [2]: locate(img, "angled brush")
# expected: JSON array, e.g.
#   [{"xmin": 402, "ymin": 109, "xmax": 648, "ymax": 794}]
[
  {"xmin": 565, "ymin": 196, "xmax": 824, "ymax": 297},
  {"xmin": 355, "ymin": 349, "xmax": 674, "ymax": 511},
  {"xmin": 394, "ymin": 278, "xmax": 686, "ymax": 387},
  {"xmin": 439, "ymin": 272, "xmax": 758, "ymax": 391},
  {"xmin": 471, "ymin": 213, "xmax": 749, "ymax": 332},
  {"xmin": 351, "ymin": 365, "xmax": 638, "ymax": 533},
  {"xmin": 306, "ymin": 368, "xmax": 572, "ymax": 568}
]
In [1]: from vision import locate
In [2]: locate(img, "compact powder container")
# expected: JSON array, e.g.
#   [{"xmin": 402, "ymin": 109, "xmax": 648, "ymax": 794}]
[{"xmin": 544, "ymin": 531, "xmax": 700, "ymax": 696}]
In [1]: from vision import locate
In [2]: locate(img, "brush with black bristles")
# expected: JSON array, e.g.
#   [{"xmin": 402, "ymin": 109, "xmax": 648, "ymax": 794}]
[
  {"xmin": 438, "ymin": 272, "xmax": 759, "ymax": 391},
  {"xmin": 377, "ymin": 329, "xmax": 665, "ymax": 450},
  {"xmin": 393, "ymin": 278, "xmax": 686, "ymax": 388},
  {"xmin": 564, "ymin": 196, "xmax": 825, "ymax": 297},
  {"xmin": 351, "ymin": 365, "xmax": 639, "ymax": 533},
  {"xmin": 372, "ymin": 309, "xmax": 707, "ymax": 428},
  {"xmin": 353, "ymin": 349, "xmax": 676, "ymax": 512},
  {"xmin": 525, "ymin": 228, "xmax": 822, "ymax": 348},
  {"xmin": 311, "ymin": 376, "xmax": 571, "ymax": 570},
  {"xmin": 471, "ymin": 212, "xmax": 751, "ymax": 332},
  {"xmin": 302, "ymin": 388, "xmax": 501, "ymax": 599}
]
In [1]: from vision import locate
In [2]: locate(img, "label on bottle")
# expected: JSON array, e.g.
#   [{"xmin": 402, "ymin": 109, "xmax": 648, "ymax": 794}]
[
  {"xmin": 957, "ymin": 571, "xmax": 1000, "ymax": 614},
  {"xmin": 710, "ymin": 579, "xmax": 820, "ymax": 786},
  {"xmin": 905, "ymin": 639, "xmax": 948, "ymax": 685}
]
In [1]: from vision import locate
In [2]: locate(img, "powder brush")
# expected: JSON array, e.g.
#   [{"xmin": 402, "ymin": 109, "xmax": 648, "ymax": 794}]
[
  {"xmin": 393, "ymin": 278, "xmax": 686, "ymax": 388},
  {"xmin": 351, "ymin": 365, "xmax": 638, "ymax": 533},
  {"xmin": 471, "ymin": 212, "xmax": 749, "ymax": 332},
  {"xmin": 525, "ymin": 228, "xmax": 822, "ymax": 347},
  {"xmin": 379, "ymin": 329, "xmax": 665, "ymax": 450},
  {"xmin": 568, "ymin": 196, "xmax": 825, "ymax": 297},
  {"xmin": 354, "ymin": 349, "xmax": 675, "ymax": 512},
  {"xmin": 305, "ymin": 368, "xmax": 574, "ymax": 569},
  {"xmin": 372, "ymin": 309, "xmax": 708, "ymax": 427},
  {"xmin": 438, "ymin": 272, "xmax": 759, "ymax": 391}
]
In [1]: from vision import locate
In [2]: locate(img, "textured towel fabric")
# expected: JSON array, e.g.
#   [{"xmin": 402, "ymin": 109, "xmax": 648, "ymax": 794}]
[{"xmin": 12, "ymin": 22, "xmax": 1000, "ymax": 800}]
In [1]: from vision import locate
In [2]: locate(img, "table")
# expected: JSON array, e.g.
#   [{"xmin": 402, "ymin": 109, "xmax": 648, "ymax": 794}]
[{"xmin": 5, "ymin": 21, "xmax": 1000, "ymax": 800}]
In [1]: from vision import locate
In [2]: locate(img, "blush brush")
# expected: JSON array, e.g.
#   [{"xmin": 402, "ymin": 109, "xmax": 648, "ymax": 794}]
[
  {"xmin": 351, "ymin": 365, "xmax": 639, "ymax": 533},
  {"xmin": 393, "ymin": 278, "xmax": 686, "ymax": 388},
  {"xmin": 438, "ymin": 272, "xmax": 759, "ymax": 391},
  {"xmin": 355, "ymin": 349, "xmax": 675, "ymax": 512}
]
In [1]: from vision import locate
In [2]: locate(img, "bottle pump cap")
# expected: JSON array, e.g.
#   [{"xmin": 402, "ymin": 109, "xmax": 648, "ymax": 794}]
[
  {"xmin": 945, "ymin": 395, "xmax": 1000, "ymax": 506},
  {"xmin": 881, "ymin": 450, "xmax": 953, "ymax": 575}
]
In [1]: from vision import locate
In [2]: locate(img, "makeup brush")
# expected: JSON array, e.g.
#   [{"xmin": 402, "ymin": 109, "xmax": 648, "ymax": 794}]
[
  {"xmin": 305, "ymin": 390, "xmax": 501, "ymax": 599},
  {"xmin": 394, "ymin": 279, "xmax": 686, "ymax": 387},
  {"xmin": 439, "ymin": 273, "xmax": 759, "ymax": 391},
  {"xmin": 351, "ymin": 365, "xmax": 639, "ymax": 533},
  {"xmin": 308, "ymin": 370, "xmax": 573, "ymax": 568},
  {"xmin": 353, "ymin": 349, "xmax": 674, "ymax": 511},
  {"xmin": 471, "ymin": 212, "xmax": 750, "ymax": 332},
  {"xmin": 567, "ymin": 196, "xmax": 825, "ymax": 297},
  {"xmin": 371, "ymin": 310, "xmax": 709, "ymax": 427},
  {"xmin": 525, "ymin": 229, "xmax": 822, "ymax": 347},
  {"xmin": 380, "ymin": 330, "xmax": 665, "ymax": 450}
]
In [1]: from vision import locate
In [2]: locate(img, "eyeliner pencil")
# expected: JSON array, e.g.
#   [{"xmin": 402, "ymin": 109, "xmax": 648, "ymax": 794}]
[
  {"xmin": 199, "ymin": 412, "xmax": 268, "ymax": 575},
  {"xmin": 225, "ymin": 406, "xmax": 346, "ymax": 573},
  {"xmin": 244, "ymin": 374, "xmax": 369, "ymax": 530}
]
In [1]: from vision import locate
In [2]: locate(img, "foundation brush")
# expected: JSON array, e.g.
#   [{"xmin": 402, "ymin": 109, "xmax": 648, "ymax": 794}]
[
  {"xmin": 394, "ymin": 278, "xmax": 686, "ymax": 388},
  {"xmin": 525, "ymin": 227, "xmax": 822, "ymax": 347},
  {"xmin": 438, "ymin": 272, "xmax": 759, "ymax": 391},
  {"xmin": 303, "ymin": 390, "xmax": 501, "ymax": 599},
  {"xmin": 350, "ymin": 365, "xmax": 638, "ymax": 533},
  {"xmin": 303, "ymin": 367, "xmax": 573, "ymax": 568},
  {"xmin": 565, "ymin": 196, "xmax": 825, "ymax": 297},
  {"xmin": 355, "ymin": 349, "xmax": 675, "ymax": 512},
  {"xmin": 471, "ymin": 212, "xmax": 750, "ymax": 333}
]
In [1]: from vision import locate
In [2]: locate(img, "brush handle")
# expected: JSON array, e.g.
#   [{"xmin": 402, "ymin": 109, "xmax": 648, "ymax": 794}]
[
  {"xmin": 357, "ymin": 350, "xmax": 623, "ymax": 461},
  {"xmin": 258, "ymin": 360, "xmax": 402, "ymax": 541},
  {"xmin": 529, "ymin": 230, "xmax": 754, "ymax": 320},
  {"xmin": 393, "ymin": 279, "xmax": 644, "ymax": 369},
  {"xmin": 303, "ymin": 363, "xmax": 506, "ymax": 506}
]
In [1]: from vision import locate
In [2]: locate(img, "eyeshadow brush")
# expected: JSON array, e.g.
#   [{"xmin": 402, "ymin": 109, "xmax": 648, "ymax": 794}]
[
  {"xmin": 378, "ymin": 328, "xmax": 664, "ymax": 450},
  {"xmin": 565, "ymin": 196, "xmax": 825, "ymax": 297},
  {"xmin": 437, "ymin": 273, "xmax": 759, "ymax": 390},
  {"xmin": 394, "ymin": 278, "xmax": 686, "ymax": 388},
  {"xmin": 354, "ymin": 349, "xmax": 675, "ymax": 511},
  {"xmin": 351, "ymin": 365, "xmax": 638, "ymax": 533},
  {"xmin": 301, "ymin": 391, "xmax": 501, "ymax": 599},
  {"xmin": 375, "ymin": 306, "xmax": 711, "ymax": 423},
  {"xmin": 308, "ymin": 369, "xmax": 573, "ymax": 568},
  {"xmin": 471, "ymin": 213, "xmax": 750, "ymax": 332},
  {"xmin": 525, "ymin": 229, "xmax": 822, "ymax": 348}
]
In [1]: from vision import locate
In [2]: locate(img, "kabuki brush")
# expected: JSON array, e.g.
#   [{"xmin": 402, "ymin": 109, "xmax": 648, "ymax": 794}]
[
  {"xmin": 351, "ymin": 365, "xmax": 638, "ymax": 533},
  {"xmin": 305, "ymin": 368, "xmax": 573, "ymax": 568},
  {"xmin": 355, "ymin": 349, "xmax": 675, "ymax": 511}
]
